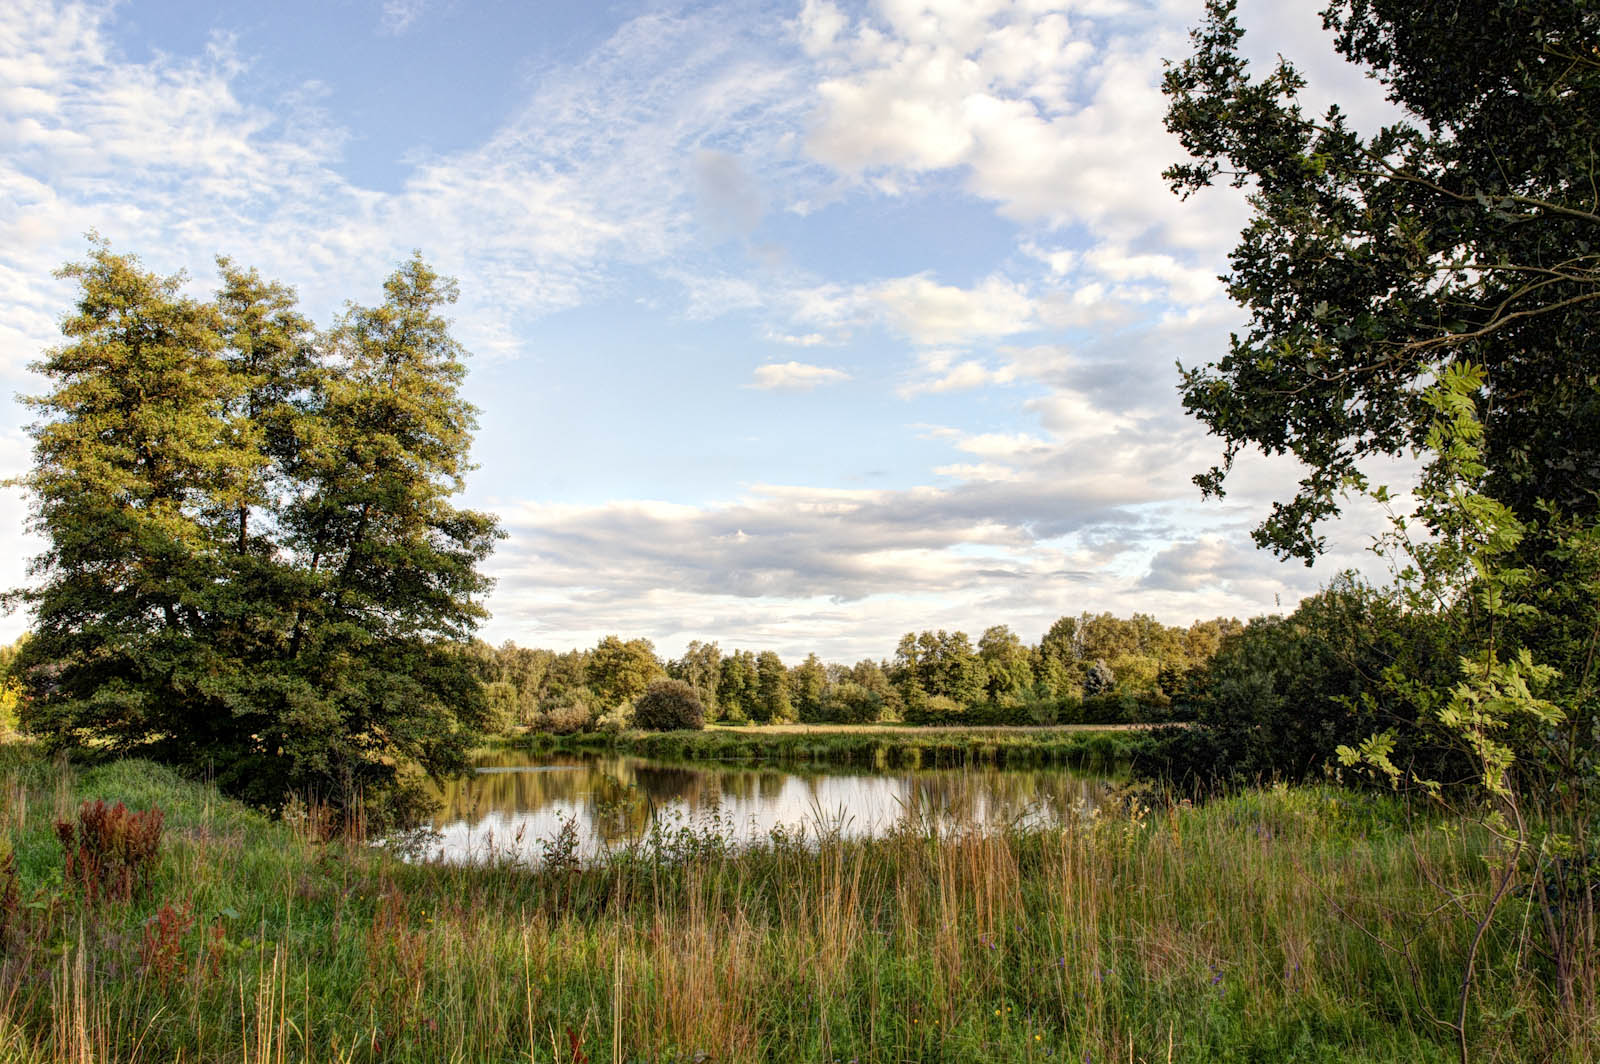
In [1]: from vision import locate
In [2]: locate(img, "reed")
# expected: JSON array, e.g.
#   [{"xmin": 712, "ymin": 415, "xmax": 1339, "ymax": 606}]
[{"xmin": 0, "ymin": 741, "xmax": 1591, "ymax": 1062}]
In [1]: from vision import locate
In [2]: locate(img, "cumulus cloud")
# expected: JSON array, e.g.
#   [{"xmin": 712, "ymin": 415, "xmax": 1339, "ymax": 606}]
[{"xmin": 749, "ymin": 361, "xmax": 851, "ymax": 391}]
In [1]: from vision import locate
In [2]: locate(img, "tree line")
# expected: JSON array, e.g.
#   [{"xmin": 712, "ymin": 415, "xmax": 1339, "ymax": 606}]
[{"xmin": 466, "ymin": 612, "xmax": 1243, "ymax": 732}]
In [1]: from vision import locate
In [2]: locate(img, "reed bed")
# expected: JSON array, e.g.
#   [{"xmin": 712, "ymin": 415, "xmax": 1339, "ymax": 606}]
[{"xmin": 0, "ymin": 741, "xmax": 1590, "ymax": 1062}]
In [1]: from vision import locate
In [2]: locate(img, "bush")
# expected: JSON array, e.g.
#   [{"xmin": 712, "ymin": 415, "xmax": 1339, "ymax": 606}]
[
  {"xmin": 1131, "ymin": 578, "xmax": 1468, "ymax": 792},
  {"xmin": 535, "ymin": 704, "xmax": 594, "ymax": 735},
  {"xmin": 631, "ymin": 680, "xmax": 705, "ymax": 731}
]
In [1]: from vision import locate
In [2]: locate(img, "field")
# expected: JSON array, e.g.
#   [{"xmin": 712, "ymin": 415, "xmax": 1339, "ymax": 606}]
[{"xmin": 0, "ymin": 738, "xmax": 1588, "ymax": 1063}]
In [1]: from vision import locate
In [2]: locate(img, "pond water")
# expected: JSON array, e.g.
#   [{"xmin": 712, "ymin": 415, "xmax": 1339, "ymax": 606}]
[{"xmin": 424, "ymin": 749, "xmax": 1118, "ymax": 864}]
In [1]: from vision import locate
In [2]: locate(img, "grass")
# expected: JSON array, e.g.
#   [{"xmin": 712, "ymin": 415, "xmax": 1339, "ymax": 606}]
[
  {"xmin": 0, "ymin": 738, "xmax": 1592, "ymax": 1063},
  {"xmin": 515, "ymin": 722, "xmax": 1147, "ymax": 772}
]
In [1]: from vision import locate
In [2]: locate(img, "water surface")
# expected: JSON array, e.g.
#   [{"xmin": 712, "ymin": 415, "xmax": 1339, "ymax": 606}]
[{"xmin": 425, "ymin": 749, "xmax": 1116, "ymax": 864}]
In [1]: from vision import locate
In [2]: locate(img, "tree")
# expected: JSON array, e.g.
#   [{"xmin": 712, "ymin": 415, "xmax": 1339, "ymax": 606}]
[
  {"xmin": 754, "ymin": 650, "xmax": 792, "ymax": 723},
  {"xmin": 1165, "ymin": 0, "xmax": 1600, "ymax": 561},
  {"xmin": 668, "ymin": 640, "xmax": 721, "ymax": 718},
  {"xmin": 978, "ymin": 625, "xmax": 1032, "ymax": 702},
  {"xmin": 790, "ymin": 652, "xmax": 828, "ymax": 721},
  {"xmin": 11, "ymin": 244, "xmax": 502, "ymax": 820},
  {"xmin": 586, "ymin": 636, "xmax": 663, "ymax": 709},
  {"xmin": 1083, "ymin": 660, "xmax": 1116, "ymax": 698},
  {"xmin": 717, "ymin": 650, "xmax": 758, "ymax": 722}
]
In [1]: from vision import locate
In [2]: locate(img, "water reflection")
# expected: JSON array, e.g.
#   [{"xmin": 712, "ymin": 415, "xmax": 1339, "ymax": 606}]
[{"xmin": 427, "ymin": 751, "xmax": 1115, "ymax": 864}]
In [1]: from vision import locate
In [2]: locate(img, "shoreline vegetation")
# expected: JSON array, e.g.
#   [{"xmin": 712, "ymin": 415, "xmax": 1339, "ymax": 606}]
[
  {"xmin": 504, "ymin": 722, "xmax": 1150, "ymax": 773},
  {"xmin": 1, "ymin": 738, "xmax": 1577, "ymax": 1063}
]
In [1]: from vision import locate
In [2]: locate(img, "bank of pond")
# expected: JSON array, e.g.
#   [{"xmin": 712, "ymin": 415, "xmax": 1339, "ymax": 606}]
[
  {"xmin": 515, "ymin": 723, "xmax": 1145, "ymax": 773},
  {"xmin": 0, "ymin": 740, "xmax": 1585, "ymax": 1063}
]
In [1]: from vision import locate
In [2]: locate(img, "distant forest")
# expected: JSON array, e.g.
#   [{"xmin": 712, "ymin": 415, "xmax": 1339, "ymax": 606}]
[{"xmin": 468, "ymin": 612, "xmax": 1243, "ymax": 732}]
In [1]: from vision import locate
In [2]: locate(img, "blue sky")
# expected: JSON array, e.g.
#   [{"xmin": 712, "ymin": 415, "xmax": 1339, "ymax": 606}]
[{"xmin": 0, "ymin": 0, "xmax": 1409, "ymax": 661}]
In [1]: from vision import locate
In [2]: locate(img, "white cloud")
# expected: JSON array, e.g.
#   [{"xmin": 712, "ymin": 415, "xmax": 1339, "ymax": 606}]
[
  {"xmin": 749, "ymin": 360, "xmax": 851, "ymax": 391},
  {"xmin": 767, "ymin": 330, "xmax": 828, "ymax": 347},
  {"xmin": 380, "ymin": 0, "xmax": 431, "ymax": 36},
  {"xmin": 867, "ymin": 272, "xmax": 1035, "ymax": 345}
]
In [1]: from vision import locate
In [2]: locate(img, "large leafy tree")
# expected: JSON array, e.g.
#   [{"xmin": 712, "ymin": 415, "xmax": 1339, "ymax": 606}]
[
  {"xmin": 11, "ymin": 244, "xmax": 502, "ymax": 818},
  {"xmin": 1165, "ymin": 0, "xmax": 1600, "ymax": 560},
  {"xmin": 585, "ymin": 636, "xmax": 664, "ymax": 709}
]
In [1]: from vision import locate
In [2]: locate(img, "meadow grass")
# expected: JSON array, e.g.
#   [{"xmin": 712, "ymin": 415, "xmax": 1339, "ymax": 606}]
[{"xmin": 0, "ymin": 739, "xmax": 1590, "ymax": 1063}]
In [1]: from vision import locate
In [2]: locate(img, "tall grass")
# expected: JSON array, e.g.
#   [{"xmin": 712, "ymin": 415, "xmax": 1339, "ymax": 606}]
[{"xmin": 0, "ymin": 740, "xmax": 1591, "ymax": 1062}]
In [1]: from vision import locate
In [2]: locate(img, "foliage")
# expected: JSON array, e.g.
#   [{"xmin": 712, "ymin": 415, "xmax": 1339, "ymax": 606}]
[
  {"xmin": 789, "ymin": 653, "xmax": 828, "ymax": 721},
  {"xmin": 820, "ymin": 682, "xmax": 882, "ymax": 724},
  {"xmin": 1335, "ymin": 367, "xmax": 1596, "ymax": 1041},
  {"xmin": 7, "ymin": 243, "xmax": 501, "ymax": 821},
  {"xmin": 716, "ymin": 650, "xmax": 759, "ymax": 723},
  {"xmin": 631, "ymin": 679, "xmax": 706, "ymax": 732},
  {"xmin": 1164, "ymin": 0, "xmax": 1600, "ymax": 561},
  {"xmin": 586, "ymin": 636, "xmax": 664, "ymax": 710},
  {"xmin": 1083, "ymin": 660, "xmax": 1115, "ymax": 697},
  {"xmin": 534, "ymin": 703, "xmax": 596, "ymax": 736},
  {"xmin": 667, "ymin": 640, "xmax": 721, "ymax": 719},
  {"xmin": 753, "ymin": 651, "xmax": 792, "ymax": 723}
]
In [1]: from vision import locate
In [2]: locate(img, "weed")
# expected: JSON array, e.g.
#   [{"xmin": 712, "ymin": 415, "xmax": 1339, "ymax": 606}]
[
  {"xmin": 139, "ymin": 899, "xmax": 193, "ymax": 987},
  {"xmin": 53, "ymin": 799, "xmax": 163, "ymax": 904}
]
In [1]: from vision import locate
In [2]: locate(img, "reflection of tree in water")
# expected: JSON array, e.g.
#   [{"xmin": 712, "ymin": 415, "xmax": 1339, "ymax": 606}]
[
  {"xmin": 897, "ymin": 769, "xmax": 1110, "ymax": 829},
  {"xmin": 429, "ymin": 752, "xmax": 1121, "ymax": 859},
  {"xmin": 433, "ymin": 761, "xmax": 593, "ymax": 821},
  {"xmin": 587, "ymin": 771, "xmax": 653, "ymax": 848},
  {"xmin": 631, "ymin": 765, "xmax": 703, "ymax": 803}
]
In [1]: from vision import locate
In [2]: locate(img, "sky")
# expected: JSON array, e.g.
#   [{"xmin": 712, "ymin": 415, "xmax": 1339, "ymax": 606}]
[{"xmin": 0, "ymin": 0, "xmax": 1414, "ymax": 662}]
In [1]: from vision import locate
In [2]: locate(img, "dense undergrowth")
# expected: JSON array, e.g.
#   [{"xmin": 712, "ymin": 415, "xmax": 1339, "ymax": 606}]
[{"xmin": 0, "ymin": 740, "xmax": 1590, "ymax": 1063}]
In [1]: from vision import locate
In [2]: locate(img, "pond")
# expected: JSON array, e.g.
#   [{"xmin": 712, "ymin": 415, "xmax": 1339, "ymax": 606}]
[{"xmin": 424, "ymin": 749, "xmax": 1118, "ymax": 864}]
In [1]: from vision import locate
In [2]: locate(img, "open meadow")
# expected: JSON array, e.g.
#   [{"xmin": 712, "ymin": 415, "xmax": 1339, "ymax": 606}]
[{"xmin": 2, "ymin": 739, "xmax": 1587, "ymax": 1064}]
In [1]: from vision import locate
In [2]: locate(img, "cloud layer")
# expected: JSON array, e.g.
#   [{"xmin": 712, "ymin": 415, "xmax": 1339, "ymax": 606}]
[{"xmin": 0, "ymin": 0, "xmax": 1406, "ymax": 657}]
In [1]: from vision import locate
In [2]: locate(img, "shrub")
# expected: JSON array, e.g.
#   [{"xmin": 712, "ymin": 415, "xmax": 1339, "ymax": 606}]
[
  {"xmin": 1025, "ymin": 697, "xmax": 1059, "ymax": 726},
  {"xmin": 54, "ymin": 799, "xmax": 164, "ymax": 904},
  {"xmin": 632, "ymin": 680, "xmax": 705, "ymax": 731},
  {"xmin": 535, "ymin": 704, "xmax": 594, "ymax": 735}
]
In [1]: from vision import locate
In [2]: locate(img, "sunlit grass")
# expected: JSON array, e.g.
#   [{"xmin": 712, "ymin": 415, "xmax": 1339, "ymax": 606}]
[{"xmin": 0, "ymin": 740, "xmax": 1590, "ymax": 1062}]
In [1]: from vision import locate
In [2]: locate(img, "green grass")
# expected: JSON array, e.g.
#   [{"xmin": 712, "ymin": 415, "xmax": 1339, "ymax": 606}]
[
  {"xmin": 516, "ymin": 723, "xmax": 1145, "ymax": 772},
  {"xmin": 0, "ymin": 739, "xmax": 1590, "ymax": 1062}
]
